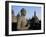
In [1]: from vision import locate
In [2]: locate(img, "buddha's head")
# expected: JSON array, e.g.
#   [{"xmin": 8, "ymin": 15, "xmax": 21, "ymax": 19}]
[{"xmin": 21, "ymin": 8, "xmax": 26, "ymax": 16}]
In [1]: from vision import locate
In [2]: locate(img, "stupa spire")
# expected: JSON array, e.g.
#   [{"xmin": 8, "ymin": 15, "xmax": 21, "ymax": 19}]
[{"xmin": 34, "ymin": 11, "xmax": 36, "ymax": 17}]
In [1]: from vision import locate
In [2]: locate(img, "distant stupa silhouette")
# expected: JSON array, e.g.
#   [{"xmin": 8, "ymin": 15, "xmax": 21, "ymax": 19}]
[
  {"xmin": 12, "ymin": 9, "xmax": 14, "ymax": 16},
  {"xmin": 34, "ymin": 11, "xmax": 36, "ymax": 17},
  {"xmin": 31, "ymin": 11, "xmax": 39, "ymax": 23},
  {"xmin": 17, "ymin": 12, "xmax": 20, "ymax": 17}
]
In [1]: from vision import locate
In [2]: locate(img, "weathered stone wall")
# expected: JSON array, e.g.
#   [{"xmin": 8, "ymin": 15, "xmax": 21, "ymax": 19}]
[{"xmin": 12, "ymin": 16, "xmax": 17, "ymax": 23}]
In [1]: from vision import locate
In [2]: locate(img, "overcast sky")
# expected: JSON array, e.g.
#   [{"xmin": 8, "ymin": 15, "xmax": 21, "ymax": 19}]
[{"xmin": 12, "ymin": 6, "xmax": 41, "ymax": 20}]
